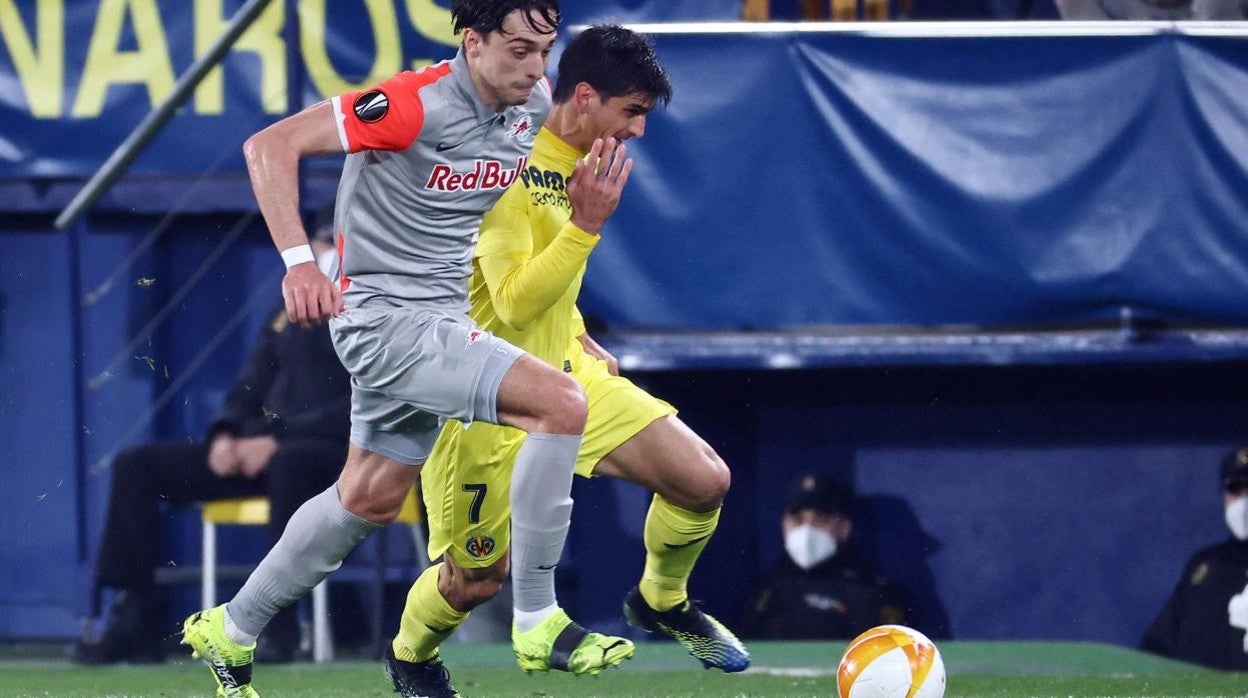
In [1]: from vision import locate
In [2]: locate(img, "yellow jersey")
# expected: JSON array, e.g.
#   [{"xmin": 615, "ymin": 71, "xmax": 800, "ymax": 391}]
[{"xmin": 470, "ymin": 126, "xmax": 598, "ymax": 364}]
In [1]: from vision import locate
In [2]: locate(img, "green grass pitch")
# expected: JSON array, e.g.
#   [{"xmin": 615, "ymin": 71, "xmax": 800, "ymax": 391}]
[{"xmin": 4, "ymin": 641, "xmax": 1246, "ymax": 697}]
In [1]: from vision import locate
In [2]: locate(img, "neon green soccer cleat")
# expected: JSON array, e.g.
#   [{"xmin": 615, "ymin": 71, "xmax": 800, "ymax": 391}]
[
  {"xmin": 181, "ymin": 605, "xmax": 259, "ymax": 698},
  {"xmin": 512, "ymin": 608, "xmax": 634, "ymax": 675}
]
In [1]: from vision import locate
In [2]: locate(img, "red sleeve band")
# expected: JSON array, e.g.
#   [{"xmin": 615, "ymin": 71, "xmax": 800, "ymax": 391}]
[{"xmin": 338, "ymin": 63, "xmax": 452, "ymax": 153}]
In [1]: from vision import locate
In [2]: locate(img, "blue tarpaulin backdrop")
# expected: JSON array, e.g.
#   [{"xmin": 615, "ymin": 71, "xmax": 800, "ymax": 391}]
[{"xmin": 588, "ymin": 29, "xmax": 1248, "ymax": 329}]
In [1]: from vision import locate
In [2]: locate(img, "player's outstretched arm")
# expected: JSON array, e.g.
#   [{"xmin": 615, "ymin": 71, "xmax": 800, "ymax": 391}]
[{"xmin": 243, "ymin": 101, "xmax": 346, "ymax": 327}]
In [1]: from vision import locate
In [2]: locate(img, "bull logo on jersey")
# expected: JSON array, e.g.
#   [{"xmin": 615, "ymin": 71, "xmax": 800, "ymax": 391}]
[
  {"xmin": 354, "ymin": 90, "xmax": 388, "ymax": 123},
  {"xmin": 465, "ymin": 535, "xmax": 496, "ymax": 559},
  {"xmin": 507, "ymin": 115, "xmax": 534, "ymax": 144},
  {"xmin": 425, "ymin": 155, "xmax": 530, "ymax": 192}
]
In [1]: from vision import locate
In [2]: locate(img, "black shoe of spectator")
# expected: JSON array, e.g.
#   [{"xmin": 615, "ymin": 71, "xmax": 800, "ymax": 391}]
[{"xmin": 69, "ymin": 590, "xmax": 165, "ymax": 665}]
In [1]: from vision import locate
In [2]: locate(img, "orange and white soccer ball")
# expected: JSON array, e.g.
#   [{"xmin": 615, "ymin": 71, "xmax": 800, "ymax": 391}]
[{"xmin": 837, "ymin": 624, "xmax": 946, "ymax": 698}]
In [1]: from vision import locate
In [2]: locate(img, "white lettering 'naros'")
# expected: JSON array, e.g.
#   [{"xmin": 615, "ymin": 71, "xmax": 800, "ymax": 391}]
[{"xmin": 425, "ymin": 156, "xmax": 529, "ymax": 191}]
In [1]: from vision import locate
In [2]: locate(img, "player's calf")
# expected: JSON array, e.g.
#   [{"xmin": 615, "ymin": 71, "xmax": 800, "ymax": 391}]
[
  {"xmin": 443, "ymin": 555, "xmax": 509, "ymax": 611},
  {"xmin": 336, "ymin": 448, "xmax": 421, "ymax": 524}
]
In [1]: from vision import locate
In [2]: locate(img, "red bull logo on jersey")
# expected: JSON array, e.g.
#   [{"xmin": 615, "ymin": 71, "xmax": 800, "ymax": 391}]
[
  {"xmin": 425, "ymin": 156, "xmax": 529, "ymax": 192},
  {"xmin": 508, "ymin": 116, "xmax": 532, "ymax": 140},
  {"xmin": 466, "ymin": 535, "xmax": 496, "ymax": 559}
]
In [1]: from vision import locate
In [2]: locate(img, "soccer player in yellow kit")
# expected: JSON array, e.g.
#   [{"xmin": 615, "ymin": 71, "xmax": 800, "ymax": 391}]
[{"xmin": 384, "ymin": 25, "xmax": 749, "ymax": 695}]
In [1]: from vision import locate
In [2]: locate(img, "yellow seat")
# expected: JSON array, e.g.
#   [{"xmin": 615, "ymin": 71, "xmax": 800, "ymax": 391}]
[
  {"xmin": 202, "ymin": 491, "xmax": 423, "ymax": 525},
  {"xmin": 202, "ymin": 497, "xmax": 273, "ymax": 526},
  {"xmin": 201, "ymin": 489, "xmax": 427, "ymax": 663}
]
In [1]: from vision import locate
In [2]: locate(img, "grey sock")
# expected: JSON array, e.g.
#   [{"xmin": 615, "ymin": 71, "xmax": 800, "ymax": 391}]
[
  {"xmin": 509, "ymin": 432, "xmax": 580, "ymax": 613},
  {"xmin": 226, "ymin": 485, "xmax": 381, "ymax": 638}
]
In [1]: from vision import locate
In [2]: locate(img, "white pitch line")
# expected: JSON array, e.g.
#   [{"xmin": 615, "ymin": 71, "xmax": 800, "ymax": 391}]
[{"xmin": 747, "ymin": 666, "xmax": 839, "ymax": 677}]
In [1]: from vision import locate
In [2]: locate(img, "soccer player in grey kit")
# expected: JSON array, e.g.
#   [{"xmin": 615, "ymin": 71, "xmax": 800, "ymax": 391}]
[{"xmin": 181, "ymin": 3, "xmax": 634, "ymax": 696}]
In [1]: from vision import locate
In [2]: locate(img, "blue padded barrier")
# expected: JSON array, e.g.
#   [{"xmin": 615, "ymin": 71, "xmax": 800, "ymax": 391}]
[{"xmin": 600, "ymin": 327, "xmax": 1248, "ymax": 370}]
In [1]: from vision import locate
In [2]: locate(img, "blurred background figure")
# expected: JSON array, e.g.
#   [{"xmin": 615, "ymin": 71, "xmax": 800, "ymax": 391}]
[
  {"xmin": 740, "ymin": 474, "xmax": 905, "ymax": 639},
  {"xmin": 742, "ymin": 0, "xmax": 1062, "ymax": 20},
  {"xmin": 1140, "ymin": 447, "xmax": 1248, "ymax": 671},
  {"xmin": 1055, "ymin": 0, "xmax": 1247, "ymax": 19},
  {"xmin": 70, "ymin": 219, "xmax": 349, "ymax": 665},
  {"xmin": 743, "ymin": 0, "xmax": 904, "ymax": 20}
]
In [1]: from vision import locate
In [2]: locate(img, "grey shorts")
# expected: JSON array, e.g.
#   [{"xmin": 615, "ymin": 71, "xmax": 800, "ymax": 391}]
[{"xmin": 329, "ymin": 305, "xmax": 523, "ymax": 466}]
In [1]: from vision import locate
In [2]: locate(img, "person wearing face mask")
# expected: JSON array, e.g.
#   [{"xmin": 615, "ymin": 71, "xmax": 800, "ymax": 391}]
[
  {"xmin": 70, "ymin": 214, "xmax": 351, "ymax": 666},
  {"xmin": 740, "ymin": 474, "xmax": 905, "ymax": 640},
  {"xmin": 1140, "ymin": 447, "xmax": 1248, "ymax": 670}
]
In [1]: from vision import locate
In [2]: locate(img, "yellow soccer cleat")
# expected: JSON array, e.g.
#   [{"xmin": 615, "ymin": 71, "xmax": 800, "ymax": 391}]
[
  {"xmin": 512, "ymin": 608, "xmax": 634, "ymax": 675},
  {"xmin": 181, "ymin": 605, "xmax": 259, "ymax": 698}
]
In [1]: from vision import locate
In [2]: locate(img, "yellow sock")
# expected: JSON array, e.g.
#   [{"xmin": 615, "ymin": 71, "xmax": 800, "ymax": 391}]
[
  {"xmin": 640, "ymin": 495, "xmax": 721, "ymax": 612},
  {"xmin": 392, "ymin": 563, "xmax": 468, "ymax": 663}
]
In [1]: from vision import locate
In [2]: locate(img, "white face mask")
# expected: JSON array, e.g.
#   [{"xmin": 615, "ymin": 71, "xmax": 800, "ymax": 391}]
[
  {"xmin": 316, "ymin": 247, "xmax": 339, "ymax": 279},
  {"xmin": 784, "ymin": 523, "xmax": 837, "ymax": 570},
  {"xmin": 1226, "ymin": 496, "xmax": 1248, "ymax": 541}
]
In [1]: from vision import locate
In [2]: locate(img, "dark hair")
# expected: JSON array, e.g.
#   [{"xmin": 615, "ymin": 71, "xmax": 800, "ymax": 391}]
[
  {"xmin": 553, "ymin": 24, "xmax": 672, "ymax": 106},
  {"xmin": 785, "ymin": 474, "xmax": 852, "ymax": 517},
  {"xmin": 451, "ymin": 0, "xmax": 560, "ymax": 37},
  {"xmin": 1222, "ymin": 447, "xmax": 1248, "ymax": 489}
]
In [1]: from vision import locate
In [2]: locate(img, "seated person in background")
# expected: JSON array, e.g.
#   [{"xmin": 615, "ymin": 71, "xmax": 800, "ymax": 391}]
[
  {"xmin": 71, "ymin": 232, "xmax": 350, "ymax": 665},
  {"xmin": 1141, "ymin": 447, "xmax": 1248, "ymax": 671},
  {"xmin": 741, "ymin": 473, "xmax": 904, "ymax": 640}
]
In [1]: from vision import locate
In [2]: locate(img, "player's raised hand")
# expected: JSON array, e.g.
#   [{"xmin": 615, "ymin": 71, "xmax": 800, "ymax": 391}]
[
  {"xmin": 282, "ymin": 261, "xmax": 344, "ymax": 327},
  {"xmin": 567, "ymin": 137, "xmax": 633, "ymax": 234}
]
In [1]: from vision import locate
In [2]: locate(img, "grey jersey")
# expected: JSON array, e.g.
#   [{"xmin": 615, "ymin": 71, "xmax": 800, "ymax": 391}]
[{"xmin": 329, "ymin": 50, "xmax": 551, "ymax": 311}]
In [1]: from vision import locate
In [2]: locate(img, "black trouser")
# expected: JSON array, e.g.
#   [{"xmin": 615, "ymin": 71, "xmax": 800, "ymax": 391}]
[{"xmin": 95, "ymin": 437, "xmax": 345, "ymax": 645}]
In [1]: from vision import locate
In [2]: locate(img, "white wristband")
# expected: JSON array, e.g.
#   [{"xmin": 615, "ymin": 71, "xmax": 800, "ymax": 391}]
[{"xmin": 280, "ymin": 244, "xmax": 315, "ymax": 269}]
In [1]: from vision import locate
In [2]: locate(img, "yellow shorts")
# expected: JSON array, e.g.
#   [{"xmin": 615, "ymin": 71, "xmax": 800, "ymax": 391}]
[{"xmin": 421, "ymin": 343, "xmax": 676, "ymax": 568}]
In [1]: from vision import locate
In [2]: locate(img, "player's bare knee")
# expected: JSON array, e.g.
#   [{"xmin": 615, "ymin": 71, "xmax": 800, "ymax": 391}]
[
  {"xmin": 687, "ymin": 451, "xmax": 731, "ymax": 512},
  {"xmin": 539, "ymin": 377, "xmax": 588, "ymax": 434}
]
